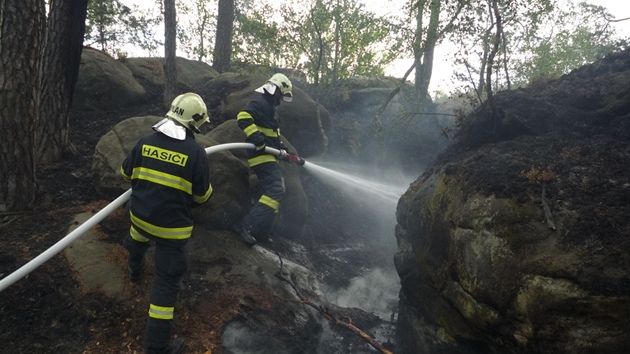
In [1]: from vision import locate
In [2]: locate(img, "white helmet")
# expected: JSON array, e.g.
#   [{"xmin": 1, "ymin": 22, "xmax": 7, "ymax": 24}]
[
  {"xmin": 166, "ymin": 93, "xmax": 208, "ymax": 133},
  {"xmin": 255, "ymin": 73, "xmax": 293, "ymax": 102}
]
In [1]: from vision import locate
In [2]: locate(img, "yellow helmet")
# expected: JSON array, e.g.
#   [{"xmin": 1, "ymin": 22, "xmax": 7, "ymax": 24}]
[
  {"xmin": 166, "ymin": 92, "xmax": 208, "ymax": 133},
  {"xmin": 256, "ymin": 73, "xmax": 293, "ymax": 102}
]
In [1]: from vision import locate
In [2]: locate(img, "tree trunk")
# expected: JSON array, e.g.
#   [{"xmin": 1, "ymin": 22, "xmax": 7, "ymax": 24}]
[
  {"xmin": 414, "ymin": 0, "xmax": 441, "ymax": 109},
  {"xmin": 486, "ymin": 0, "xmax": 502, "ymax": 127},
  {"xmin": 37, "ymin": 0, "xmax": 88, "ymax": 165},
  {"xmin": 213, "ymin": 0, "xmax": 234, "ymax": 73},
  {"xmin": 163, "ymin": 0, "xmax": 177, "ymax": 109},
  {"xmin": 0, "ymin": 0, "xmax": 44, "ymax": 211}
]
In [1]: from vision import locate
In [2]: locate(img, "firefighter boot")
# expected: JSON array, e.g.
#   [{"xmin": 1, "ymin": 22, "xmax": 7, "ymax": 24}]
[
  {"xmin": 146, "ymin": 338, "xmax": 185, "ymax": 354},
  {"xmin": 236, "ymin": 223, "xmax": 257, "ymax": 247}
]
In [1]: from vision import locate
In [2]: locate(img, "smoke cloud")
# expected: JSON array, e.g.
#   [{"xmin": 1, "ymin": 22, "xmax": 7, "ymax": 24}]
[{"xmin": 325, "ymin": 267, "xmax": 400, "ymax": 319}]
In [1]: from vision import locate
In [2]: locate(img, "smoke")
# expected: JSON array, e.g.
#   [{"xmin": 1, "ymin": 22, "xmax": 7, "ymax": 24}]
[
  {"xmin": 303, "ymin": 160, "xmax": 411, "ymax": 256},
  {"xmin": 302, "ymin": 160, "xmax": 406, "ymax": 319},
  {"xmin": 221, "ymin": 321, "xmax": 289, "ymax": 354},
  {"xmin": 325, "ymin": 268, "xmax": 400, "ymax": 319},
  {"xmin": 304, "ymin": 160, "xmax": 410, "ymax": 206}
]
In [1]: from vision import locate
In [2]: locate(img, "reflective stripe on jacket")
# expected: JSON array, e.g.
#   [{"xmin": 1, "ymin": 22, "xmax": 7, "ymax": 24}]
[{"xmin": 121, "ymin": 130, "xmax": 211, "ymax": 239}]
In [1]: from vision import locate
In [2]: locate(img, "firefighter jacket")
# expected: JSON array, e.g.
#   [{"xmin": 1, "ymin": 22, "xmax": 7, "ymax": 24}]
[
  {"xmin": 237, "ymin": 93, "xmax": 286, "ymax": 167},
  {"xmin": 120, "ymin": 130, "xmax": 212, "ymax": 240}
]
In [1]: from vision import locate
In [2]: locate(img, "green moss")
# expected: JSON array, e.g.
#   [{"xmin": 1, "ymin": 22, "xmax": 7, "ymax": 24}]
[{"xmin": 435, "ymin": 316, "xmax": 456, "ymax": 341}]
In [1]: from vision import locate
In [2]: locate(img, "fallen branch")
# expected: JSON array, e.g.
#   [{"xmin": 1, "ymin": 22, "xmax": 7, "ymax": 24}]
[
  {"xmin": 541, "ymin": 183, "xmax": 556, "ymax": 230},
  {"xmin": 273, "ymin": 253, "xmax": 393, "ymax": 354},
  {"xmin": 0, "ymin": 211, "xmax": 28, "ymax": 227}
]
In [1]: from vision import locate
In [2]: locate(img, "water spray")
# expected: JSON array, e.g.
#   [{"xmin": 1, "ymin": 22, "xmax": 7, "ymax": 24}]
[{"xmin": 0, "ymin": 142, "xmax": 305, "ymax": 292}]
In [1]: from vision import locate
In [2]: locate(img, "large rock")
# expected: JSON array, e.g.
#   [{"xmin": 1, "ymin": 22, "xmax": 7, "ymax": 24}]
[
  {"xmin": 395, "ymin": 49, "xmax": 630, "ymax": 353},
  {"xmin": 73, "ymin": 47, "xmax": 147, "ymax": 111},
  {"xmin": 92, "ymin": 116, "xmax": 308, "ymax": 238},
  {"xmin": 63, "ymin": 207, "xmax": 330, "ymax": 353},
  {"xmin": 203, "ymin": 120, "xmax": 309, "ymax": 239},
  {"xmin": 74, "ymin": 51, "xmax": 334, "ymax": 162},
  {"xmin": 123, "ymin": 57, "xmax": 219, "ymax": 91}
]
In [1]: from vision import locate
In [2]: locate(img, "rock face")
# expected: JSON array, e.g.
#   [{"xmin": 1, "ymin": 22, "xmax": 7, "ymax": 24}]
[
  {"xmin": 63, "ymin": 208, "xmax": 331, "ymax": 353},
  {"xmin": 73, "ymin": 48, "xmax": 332, "ymax": 159},
  {"xmin": 123, "ymin": 56, "xmax": 220, "ymax": 90},
  {"xmin": 74, "ymin": 48, "xmax": 147, "ymax": 111},
  {"xmin": 395, "ymin": 49, "xmax": 630, "ymax": 353}
]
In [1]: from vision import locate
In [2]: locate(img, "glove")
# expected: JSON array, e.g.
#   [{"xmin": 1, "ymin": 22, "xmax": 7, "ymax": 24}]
[
  {"xmin": 277, "ymin": 149, "xmax": 288, "ymax": 160},
  {"xmin": 280, "ymin": 142, "xmax": 296, "ymax": 155},
  {"xmin": 247, "ymin": 132, "xmax": 266, "ymax": 151}
]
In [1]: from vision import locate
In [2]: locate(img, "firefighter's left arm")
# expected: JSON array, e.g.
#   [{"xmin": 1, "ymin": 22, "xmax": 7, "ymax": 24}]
[
  {"xmin": 120, "ymin": 145, "xmax": 138, "ymax": 180},
  {"xmin": 192, "ymin": 152, "xmax": 212, "ymax": 206},
  {"xmin": 237, "ymin": 110, "xmax": 266, "ymax": 150}
]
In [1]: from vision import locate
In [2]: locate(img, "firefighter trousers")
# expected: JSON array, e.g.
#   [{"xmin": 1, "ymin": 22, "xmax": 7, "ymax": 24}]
[
  {"xmin": 124, "ymin": 229, "xmax": 189, "ymax": 349},
  {"xmin": 242, "ymin": 161, "xmax": 285, "ymax": 239}
]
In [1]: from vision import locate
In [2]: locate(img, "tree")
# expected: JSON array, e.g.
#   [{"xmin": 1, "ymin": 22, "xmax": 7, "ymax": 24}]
[
  {"xmin": 232, "ymin": 6, "xmax": 283, "ymax": 68},
  {"xmin": 84, "ymin": 0, "xmax": 129, "ymax": 53},
  {"xmin": 373, "ymin": 0, "xmax": 466, "ymax": 133},
  {"xmin": 451, "ymin": 0, "xmax": 623, "ymax": 100},
  {"xmin": 0, "ymin": 0, "xmax": 44, "ymax": 211},
  {"xmin": 213, "ymin": 0, "xmax": 235, "ymax": 72},
  {"xmin": 411, "ymin": 0, "xmax": 439, "ymax": 109},
  {"xmin": 84, "ymin": 0, "xmax": 161, "ymax": 57},
  {"xmin": 37, "ymin": 0, "xmax": 89, "ymax": 164},
  {"xmin": 509, "ymin": 1, "xmax": 622, "ymax": 87},
  {"xmin": 177, "ymin": 0, "xmax": 215, "ymax": 61},
  {"xmin": 278, "ymin": 0, "xmax": 400, "ymax": 85},
  {"xmin": 163, "ymin": 0, "xmax": 177, "ymax": 109},
  {"xmin": 485, "ymin": 0, "xmax": 502, "ymax": 124}
]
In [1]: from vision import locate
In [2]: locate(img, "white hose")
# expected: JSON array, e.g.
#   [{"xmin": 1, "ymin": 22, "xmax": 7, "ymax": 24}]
[{"xmin": 0, "ymin": 142, "xmax": 281, "ymax": 292}]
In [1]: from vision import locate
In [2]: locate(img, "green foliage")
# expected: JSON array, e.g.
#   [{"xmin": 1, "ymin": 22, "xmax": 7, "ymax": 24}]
[
  {"xmin": 176, "ymin": 0, "xmax": 216, "ymax": 61},
  {"xmin": 274, "ymin": 0, "xmax": 402, "ymax": 85},
  {"xmin": 227, "ymin": 0, "xmax": 403, "ymax": 87},
  {"xmin": 232, "ymin": 8, "xmax": 284, "ymax": 68},
  {"xmin": 511, "ymin": 2, "xmax": 621, "ymax": 88},
  {"xmin": 85, "ymin": 0, "xmax": 161, "ymax": 56},
  {"xmin": 449, "ymin": 0, "xmax": 624, "ymax": 95},
  {"xmin": 520, "ymin": 166, "xmax": 556, "ymax": 184}
]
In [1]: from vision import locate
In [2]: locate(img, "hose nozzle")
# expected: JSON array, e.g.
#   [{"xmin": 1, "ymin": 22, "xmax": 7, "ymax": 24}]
[
  {"xmin": 285, "ymin": 152, "xmax": 305, "ymax": 166},
  {"xmin": 277, "ymin": 149, "xmax": 305, "ymax": 166}
]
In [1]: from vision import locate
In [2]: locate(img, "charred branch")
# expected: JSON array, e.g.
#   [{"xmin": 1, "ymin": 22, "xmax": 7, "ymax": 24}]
[
  {"xmin": 273, "ymin": 251, "xmax": 394, "ymax": 354},
  {"xmin": 541, "ymin": 183, "xmax": 556, "ymax": 230}
]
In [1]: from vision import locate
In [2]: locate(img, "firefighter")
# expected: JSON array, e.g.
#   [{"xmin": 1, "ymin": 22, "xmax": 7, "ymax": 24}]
[
  {"xmin": 234, "ymin": 73, "xmax": 293, "ymax": 247},
  {"xmin": 121, "ymin": 92, "xmax": 212, "ymax": 354}
]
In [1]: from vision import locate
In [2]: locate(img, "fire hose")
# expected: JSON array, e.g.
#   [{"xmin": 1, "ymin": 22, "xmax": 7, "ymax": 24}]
[{"xmin": 0, "ymin": 143, "xmax": 305, "ymax": 292}]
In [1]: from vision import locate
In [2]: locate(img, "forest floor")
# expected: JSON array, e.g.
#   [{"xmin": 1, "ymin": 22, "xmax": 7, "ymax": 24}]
[{"xmin": 0, "ymin": 103, "xmax": 213, "ymax": 354}]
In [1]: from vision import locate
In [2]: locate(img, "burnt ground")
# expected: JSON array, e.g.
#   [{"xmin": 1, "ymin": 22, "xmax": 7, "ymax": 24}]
[
  {"xmin": 0, "ymin": 100, "xmax": 396, "ymax": 353},
  {"xmin": 0, "ymin": 103, "xmax": 163, "ymax": 353}
]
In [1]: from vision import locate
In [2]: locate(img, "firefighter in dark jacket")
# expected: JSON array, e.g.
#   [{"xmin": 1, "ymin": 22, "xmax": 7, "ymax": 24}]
[
  {"xmin": 234, "ymin": 73, "xmax": 293, "ymax": 246},
  {"xmin": 121, "ymin": 92, "xmax": 212, "ymax": 354}
]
